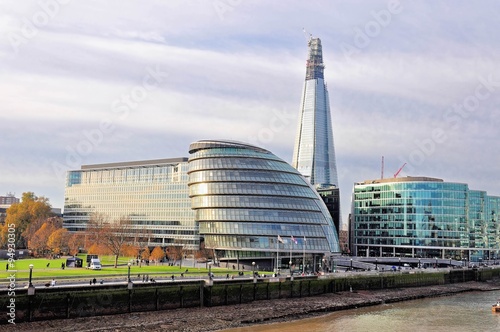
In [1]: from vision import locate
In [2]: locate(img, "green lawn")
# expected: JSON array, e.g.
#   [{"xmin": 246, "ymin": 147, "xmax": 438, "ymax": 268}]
[{"xmin": 0, "ymin": 256, "xmax": 249, "ymax": 281}]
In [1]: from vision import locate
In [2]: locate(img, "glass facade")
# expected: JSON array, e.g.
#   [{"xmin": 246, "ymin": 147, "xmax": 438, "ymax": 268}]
[
  {"xmin": 352, "ymin": 177, "xmax": 500, "ymax": 260},
  {"xmin": 292, "ymin": 37, "xmax": 338, "ymax": 187},
  {"xmin": 63, "ymin": 158, "xmax": 199, "ymax": 250},
  {"xmin": 188, "ymin": 140, "xmax": 340, "ymax": 263}
]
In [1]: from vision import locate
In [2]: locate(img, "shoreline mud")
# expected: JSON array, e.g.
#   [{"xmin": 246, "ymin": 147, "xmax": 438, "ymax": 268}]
[{"xmin": 4, "ymin": 281, "xmax": 500, "ymax": 332}]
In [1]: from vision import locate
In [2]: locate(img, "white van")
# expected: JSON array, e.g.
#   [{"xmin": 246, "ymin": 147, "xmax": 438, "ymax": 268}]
[{"xmin": 89, "ymin": 258, "xmax": 102, "ymax": 270}]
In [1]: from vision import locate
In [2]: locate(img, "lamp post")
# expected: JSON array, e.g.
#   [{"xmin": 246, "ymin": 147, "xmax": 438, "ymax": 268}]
[
  {"xmin": 398, "ymin": 257, "xmax": 401, "ymax": 270},
  {"xmin": 435, "ymin": 258, "xmax": 438, "ymax": 268},
  {"xmin": 419, "ymin": 258, "xmax": 421, "ymax": 269},
  {"xmin": 252, "ymin": 261, "xmax": 256, "ymax": 278},
  {"xmin": 208, "ymin": 262, "xmax": 212, "ymax": 279},
  {"xmin": 127, "ymin": 262, "xmax": 133, "ymax": 289},
  {"xmin": 375, "ymin": 258, "xmax": 378, "ymax": 271},
  {"xmin": 350, "ymin": 258, "xmax": 353, "ymax": 271},
  {"xmin": 28, "ymin": 264, "xmax": 34, "ymax": 287},
  {"xmin": 27, "ymin": 264, "xmax": 35, "ymax": 296}
]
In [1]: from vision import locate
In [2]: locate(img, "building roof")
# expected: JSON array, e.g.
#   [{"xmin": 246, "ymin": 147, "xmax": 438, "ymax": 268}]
[
  {"xmin": 357, "ymin": 176, "xmax": 444, "ymax": 185},
  {"xmin": 81, "ymin": 158, "xmax": 188, "ymax": 170},
  {"xmin": 188, "ymin": 140, "xmax": 270, "ymax": 154}
]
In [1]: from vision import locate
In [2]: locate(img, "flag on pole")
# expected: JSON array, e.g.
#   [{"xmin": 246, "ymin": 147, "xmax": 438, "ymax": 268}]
[
  {"xmin": 291, "ymin": 235, "xmax": 297, "ymax": 244},
  {"xmin": 277, "ymin": 235, "xmax": 284, "ymax": 243}
]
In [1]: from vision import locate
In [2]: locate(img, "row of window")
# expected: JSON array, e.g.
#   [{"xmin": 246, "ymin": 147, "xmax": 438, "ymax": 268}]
[
  {"xmin": 189, "ymin": 147, "xmax": 281, "ymax": 162},
  {"xmin": 200, "ymin": 221, "xmax": 325, "ymax": 238},
  {"xmin": 191, "ymin": 195, "xmax": 320, "ymax": 211},
  {"xmin": 354, "ymin": 199, "xmax": 468, "ymax": 208},
  {"xmin": 188, "ymin": 170, "xmax": 306, "ymax": 185},
  {"xmin": 195, "ymin": 208, "xmax": 327, "ymax": 224},
  {"xmin": 189, "ymin": 182, "xmax": 316, "ymax": 198},
  {"xmin": 188, "ymin": 157, "xmax": 292, "ymax": 173},
  {"xmin": 203, "ymin": 234, "xmax": 331, "ymax": 252}
]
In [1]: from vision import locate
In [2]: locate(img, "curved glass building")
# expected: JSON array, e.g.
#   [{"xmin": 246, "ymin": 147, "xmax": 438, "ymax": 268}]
[
  {"xmin": 188, "ymin": 140, "xmax": 340, "ymax": 269},
  {"xmin": 352, "ymin": 177, "xmax": 500, "ymax": 261}
]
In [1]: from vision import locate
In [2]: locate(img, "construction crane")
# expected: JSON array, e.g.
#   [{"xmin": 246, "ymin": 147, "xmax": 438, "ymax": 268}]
[
  {"xmin": 302, "ymin": 28, "xmax": 312, "ymax": 43},
  {"xmin": 394, "ymin": 163, "xmax": 407, "ymax": 178},
  {"xmin": 381, "ymin": 156, "xmax": 384, "ymax": 179}
]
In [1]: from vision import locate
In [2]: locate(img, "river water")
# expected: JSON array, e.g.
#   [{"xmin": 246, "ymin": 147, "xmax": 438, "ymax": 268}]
[{"xmin": 221, "ymin": 290, "xmax": 500, "ymax": 332}]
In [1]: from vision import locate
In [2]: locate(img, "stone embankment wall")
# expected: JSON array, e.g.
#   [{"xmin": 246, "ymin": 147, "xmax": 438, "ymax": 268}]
[{"xmin": 1, "ymin": 268, "xmax": 499, "ymax": 324}]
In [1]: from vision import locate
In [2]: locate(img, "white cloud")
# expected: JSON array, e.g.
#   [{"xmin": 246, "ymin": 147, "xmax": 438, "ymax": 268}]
[{"xmin": 0, "ymin": 0, "xmax": 499, "ymax": 224}]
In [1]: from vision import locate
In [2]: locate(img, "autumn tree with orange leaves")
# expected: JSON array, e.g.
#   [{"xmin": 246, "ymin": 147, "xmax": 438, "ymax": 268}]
[{"xmin": 150, "ymin": 246, "xmax": 165, "ymax": 265}]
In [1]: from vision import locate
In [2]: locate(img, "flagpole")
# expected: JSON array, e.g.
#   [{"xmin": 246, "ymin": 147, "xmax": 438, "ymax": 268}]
[
  {"xmin": 276, "ymin": 236, "xmax": 279, "ymax": 275},
  {"xmin": 302, "ymin": 236, "xmax": 306, "ymax": 274},
  {"xmin": 289, "ymin": 238, "xmax": 292, "ymax": 271}
]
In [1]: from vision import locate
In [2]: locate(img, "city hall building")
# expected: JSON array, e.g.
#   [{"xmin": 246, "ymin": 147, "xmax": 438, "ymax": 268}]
[
  {"xmin": 63, "ymin": 140, "xmax": 341, "ymax": 267},
  {"xmin": 351, "ymin": 176, "xmax": 500, "ymax": 262},
  {"xmin": 188, "ymin": 140, "xmax": 340, "ymax": 269}
]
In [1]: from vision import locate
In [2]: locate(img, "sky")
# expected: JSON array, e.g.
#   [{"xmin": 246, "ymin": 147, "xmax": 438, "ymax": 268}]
[{"xmin": 1, "ymin": 0, "xmax": 500, "ymax": 230}]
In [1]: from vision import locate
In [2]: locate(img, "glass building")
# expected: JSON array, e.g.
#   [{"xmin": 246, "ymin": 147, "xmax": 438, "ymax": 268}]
[
  {"xmin": 351, "ymin": 176, "xmax": 500, "ymax": 261},
  {"xmin": 292, "ymin": 37, "xmax": 339, "ymax": 187},
  {"xmin": 63, "ymin": 158, "xmax": 199, "ymax": 250},
  {"xmin": 188, "ymin": 140, "xmax": 340, "ymax": 270}
]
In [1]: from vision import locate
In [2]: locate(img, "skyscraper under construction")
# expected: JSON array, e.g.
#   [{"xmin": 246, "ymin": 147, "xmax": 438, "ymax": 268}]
[{"xmin": 292, "ymin": 37, "xmax": 338, "ymax": 188}]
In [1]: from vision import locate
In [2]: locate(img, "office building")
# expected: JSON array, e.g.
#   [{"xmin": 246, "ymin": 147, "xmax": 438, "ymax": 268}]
[
  {"xmin": 292, "ymin": 37, "xmax": 339, "ymax": 187},
  {"xmin": 351, "ymin": 176, "xmax": 500, "ymax": 261},
  {"xmin": 0, "ymin": 194, "xmax": 19, "ymax": 225},
  {"xmin": 188, "ymin": 140, "xmax": 340, "ymax": 270},
  {"xmin": 63, "ymin": 158, "xmax": 198, "ymax": 250}
]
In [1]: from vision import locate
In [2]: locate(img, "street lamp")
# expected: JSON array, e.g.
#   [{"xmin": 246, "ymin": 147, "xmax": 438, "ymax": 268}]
[
  {"xmin": 208, "ymin": 262, "xmax": 212, "ymax": 279},
  {"xmin": 28, "ymin": 264, "xmax": 34, "ymax": 287},
  {"xmin": 375, "ymin": 258, "xmax": 378, "ymax": 270},
  {"xmin": 127, "ymin": 262, "xmax": 131, "ymax": 282},
  {"xmin": 252, "ymin": 261, "xmax": 256, "ymax": 282},
  {"xmin": 419, "ymin": 258, "xmax": 421, "ymax": 269},
  {"xmin": 398, "ymin": 257, "xmax": 401, "ymax": 270},
  {"xmin": 127, "ymin": 262, "xmax": 133, "ymax": 289},
  {"xmin": 435, "ymin": 258, "xmax": 438, "ymax": 268},
  {"xmin": 28, "ymin": 264, "xmax": 35, "ymax": 296},
  {"xmin": 350, "ymin": 258, "xmax": 353, "ymax": 271}
]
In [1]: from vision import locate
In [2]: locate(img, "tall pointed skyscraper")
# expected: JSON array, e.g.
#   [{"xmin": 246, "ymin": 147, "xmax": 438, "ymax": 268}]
[{"xmin": 292, "ymin": 37, "xmax": 338, "ymax": 187}]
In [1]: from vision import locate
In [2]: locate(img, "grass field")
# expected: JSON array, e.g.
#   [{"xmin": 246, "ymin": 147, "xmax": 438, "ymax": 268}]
[{"xmin": 0, "ymin": 255, "xmax": 250, "ymax": 282}]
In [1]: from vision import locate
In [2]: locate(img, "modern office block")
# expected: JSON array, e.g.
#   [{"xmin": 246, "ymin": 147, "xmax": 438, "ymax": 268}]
[
  {"xmin": 351, "ymin": 176, "xmax": 500, "ymax": 261},
  {"xmin": 188, "ymin": 140, "xmax": 340, "ymax": 270},
  {"xmin": 63, "ymin": 158, "xmax": 199, "ymax": 250}
]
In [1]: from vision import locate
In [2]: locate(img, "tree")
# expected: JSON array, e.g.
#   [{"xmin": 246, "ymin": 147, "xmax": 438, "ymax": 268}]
[
  {"xmin": 68, "ymin": 233, "xmax": 84, "ymax": 256},
  {"xmin": 47, "ymin": 228, "xmax": 70, "ymax": 255},
  {"xmin": 122, "ymin": 244, "xmax": 140, "ymax": 259},
  {"xmin": 99, "ymin": 217, "xmax": 133, "ymax": 268},
  {"xmin": 150, "ymin": 246, "xmax": 165, "ymax": 264},
  {"xmin": 0, "ymin": 192, "xmax": 54, "ymax": 248},
  {"xmin": 30, "ymin": 222, "xmax": 57, "ymax": 257},
  {"xmin": 141, "ymin": 247, "xmax": 150, "ymax": 261},
  {"xmin": 168, "ymin": 240, "xmax": 186, "ymax": 268},
  {"xmin": 84, "ymin": 212, "xmax": 109, "ymax": 250}
]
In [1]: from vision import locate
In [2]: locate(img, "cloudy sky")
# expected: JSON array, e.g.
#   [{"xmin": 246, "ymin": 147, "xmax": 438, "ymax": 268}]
[{"xmin": 1, "ymin": 0, "xmax": 500, "ymax": 229}]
